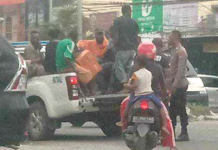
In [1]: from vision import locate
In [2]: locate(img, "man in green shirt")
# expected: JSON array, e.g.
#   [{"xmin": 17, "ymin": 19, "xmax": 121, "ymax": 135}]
[{"xmin": 56, "ymin": 31, "xmax": 78, "ymax": 73}]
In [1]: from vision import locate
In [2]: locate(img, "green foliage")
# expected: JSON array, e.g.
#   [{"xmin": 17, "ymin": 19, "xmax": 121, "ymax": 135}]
[
  {"xmin": 33, "ymin": 5, "xmax": 91, "ymax": 40},
  {"xmin": 57, "ymin": 6, "xmax": 77, "ymax": 32}
]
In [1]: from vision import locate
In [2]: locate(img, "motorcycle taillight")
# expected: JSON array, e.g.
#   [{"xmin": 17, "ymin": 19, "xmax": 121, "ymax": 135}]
[{"xmin": 141, "ymin": 101, "xmax": 149, "ymax": 110}]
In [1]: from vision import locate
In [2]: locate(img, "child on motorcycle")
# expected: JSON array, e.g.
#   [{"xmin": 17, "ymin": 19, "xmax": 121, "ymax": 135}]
[
  {"xmin": 118, "ymin": 42, "xmax": 176, "ymax": 150},
  {"xmin": 117, "ymin": 55, "xmax": 169, "ymax": 135}
]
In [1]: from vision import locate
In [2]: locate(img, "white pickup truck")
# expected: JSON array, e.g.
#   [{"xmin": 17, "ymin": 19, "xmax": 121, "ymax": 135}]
[
  {"xmin": 26, "ymin": 73, "xmax": 126, "ymax": 140},
  {"xmin": 13, "ymin": 41, "xmax": 208, "ymax": 141}
]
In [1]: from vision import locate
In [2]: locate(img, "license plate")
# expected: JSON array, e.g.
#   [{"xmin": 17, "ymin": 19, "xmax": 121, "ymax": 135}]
[{"xmin": 133, "ymin": 116, "xmax": 154, "ymax": 123}]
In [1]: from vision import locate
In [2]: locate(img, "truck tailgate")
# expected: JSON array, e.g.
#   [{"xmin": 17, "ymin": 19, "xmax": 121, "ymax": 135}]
[{"xmin": 90, "ymin": 94, "xmax": 129, "ymax": 111}]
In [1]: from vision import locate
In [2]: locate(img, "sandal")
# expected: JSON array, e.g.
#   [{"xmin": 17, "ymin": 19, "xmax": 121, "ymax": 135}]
[{"xmin": 116, "ymin": 121, "xmax": 123, "ymax": 127}]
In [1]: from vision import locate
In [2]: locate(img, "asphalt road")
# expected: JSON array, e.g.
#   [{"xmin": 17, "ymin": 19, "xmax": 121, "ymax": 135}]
[{"xmin": 1, "ymin": 121, "xmax": 218, "ymax": 150}]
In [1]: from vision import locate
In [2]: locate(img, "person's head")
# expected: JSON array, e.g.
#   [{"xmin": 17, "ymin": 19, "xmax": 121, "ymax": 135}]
[
  {"xmin": 48, "ymin": 28, "xmax": 60, "ymax": 40},
  {"xmin": 168, "ymin": 30, "xmax": 182, "ymax": 47},
  {"xmin": 135, "ymin": 55, "xmax": 148, "ymax": 70},
  {"xmin": 122, "ymin": 4, "xmax": 132, "ymax": 17},
  {"xmin": 152, "ymin": 38, "xmax": 163, "ymax": 52},
  {"xmin": 68, "ymin": 30, "xmax": 78, "ymax": 43},
  {"xmin": 30, "ymin": 30, "xmax": 40, "ymax": 46},
  {"xmin": 138, "ymin": 42, "xmax": 156, "ymax": 60},
  {"xmin": 95, "ymin": 29, "xmax": 104, "ymax": 44}
]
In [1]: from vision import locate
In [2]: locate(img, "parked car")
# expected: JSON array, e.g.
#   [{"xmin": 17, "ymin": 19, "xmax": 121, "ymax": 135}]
[
  {"xmin": 0, "ymin": 34, "xmax": 29, "ymax": 147},
  {"xmin": 198, "ymin": 74, "xmax": 218, "ymax": 108},
  {"xmin": 186, "ymin": 61, "xmax": 208, "ymax": 106}
]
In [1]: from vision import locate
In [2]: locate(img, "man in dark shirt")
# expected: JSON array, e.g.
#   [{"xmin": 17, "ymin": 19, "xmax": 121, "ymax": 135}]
[
  {"xmin": 44, "ymin": 29, "xmax": 60, "ymax": 74},
  {"xmin": 153, "ymin": 38, "xmax": 170, "ymax": 70},
  {"xmin": 112, "ymin": 5, "xmax": 139, "ymax": 91}
]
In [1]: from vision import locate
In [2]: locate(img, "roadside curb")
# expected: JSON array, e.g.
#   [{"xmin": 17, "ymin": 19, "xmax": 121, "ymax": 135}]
[
  {"xmin": 204, "ymin": 111, "xmax": 218, "ymax": 121},
  {"xmin": 187, "ymin": 107, "xmax": 218, "ymax": 121}
]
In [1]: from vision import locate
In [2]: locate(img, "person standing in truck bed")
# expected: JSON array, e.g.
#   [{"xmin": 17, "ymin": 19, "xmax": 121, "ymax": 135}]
[{"xmin": 112, "ymin": 4, "xmax": 139, "ymax": 93}]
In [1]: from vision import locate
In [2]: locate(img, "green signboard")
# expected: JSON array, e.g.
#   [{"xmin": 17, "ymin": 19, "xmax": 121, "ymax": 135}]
[{"xmin": 132, "ymin": 0, "xmax": 163, "ymax": 33}]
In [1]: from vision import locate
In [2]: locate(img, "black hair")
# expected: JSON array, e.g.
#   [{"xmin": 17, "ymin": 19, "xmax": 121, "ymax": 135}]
[
  {"xmin": 122, "ymin": 4, "xmax": 131, "ymax": 15},
  {"xmin": 31, "ymin": 30, "xmax": 39, "ymax": 35},
  {"xmin": 152, "ymin": 38, "xmax": 163, "ymax": 48},
  {"xmin": 171, "ymin": 30, "xmax": 182, "ymax": 42},
  {"xmin": 68, "ymin": 30, "xmax": 78, "ymax": 42},
  {"xmin": 135, "ymin": 55, "xmax": 148, "ymax": 67},
  {"xmin": 95, "ymin": 28, "xmax": 104, "ymax": 34},
  {"xmin": 48, "ymin": 28, "xmax": 60, "ymax": 39}
]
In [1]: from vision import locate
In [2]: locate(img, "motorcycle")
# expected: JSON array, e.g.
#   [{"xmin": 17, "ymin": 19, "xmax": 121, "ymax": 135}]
[{"xmin": 124, "ymin": 98, "xmax": 161, "ymax": 150}]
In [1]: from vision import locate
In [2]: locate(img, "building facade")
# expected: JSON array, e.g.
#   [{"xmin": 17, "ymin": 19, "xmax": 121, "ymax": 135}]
[{"xmin": 0, "ymin": 2, "xmax": 25, "ymax": 42}]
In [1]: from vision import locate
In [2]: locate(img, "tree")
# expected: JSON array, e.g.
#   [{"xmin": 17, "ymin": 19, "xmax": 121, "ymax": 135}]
[
  {"xmin": 57, "ymin": 6, "xmax": 77, "ymax": 32},
  {"xmin": 28, "ymin": 1, "xmax": 91, "ymax": 40},
  {"xmin": 55, "ymin": 5, "xmax": 91, "ymax": 37}
]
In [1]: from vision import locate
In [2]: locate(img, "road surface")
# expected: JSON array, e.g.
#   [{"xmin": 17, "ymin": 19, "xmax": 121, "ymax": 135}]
[{"xmin": 1, "ymin": 121, "xmax": 218, "ymax": 150}]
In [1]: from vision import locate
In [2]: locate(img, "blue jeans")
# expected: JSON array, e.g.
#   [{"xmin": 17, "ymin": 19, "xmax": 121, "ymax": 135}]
[{"xmin": 129, "ymin": 93, "xmax": 163, "ymax": 109}]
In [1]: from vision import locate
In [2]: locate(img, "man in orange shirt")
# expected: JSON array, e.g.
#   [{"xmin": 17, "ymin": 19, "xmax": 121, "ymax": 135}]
[{"xmin": 78, "ymin": 29, "xmax": 109, "ymax": 59}]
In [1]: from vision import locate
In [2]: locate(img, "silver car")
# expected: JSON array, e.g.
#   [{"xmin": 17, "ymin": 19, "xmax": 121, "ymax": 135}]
[{"xmin": 198, "ymin": 74, "xmax": 218, "ymax": 108}]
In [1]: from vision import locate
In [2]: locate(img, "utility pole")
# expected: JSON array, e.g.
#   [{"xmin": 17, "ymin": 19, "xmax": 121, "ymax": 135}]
[
  {"xmin": 49, "ymin": 0, "xmax": 53, "ymax": 23},
  {"xmin": 25, "ymin": 0, "xmax": 29, "ymax": 40},
  {"xmin": 77, "ymin": 0, "xmax": 83, "ymax": 40},
  {"xmin": 35, "ymin": 0, "xmax": 39, "ymax": 28}
]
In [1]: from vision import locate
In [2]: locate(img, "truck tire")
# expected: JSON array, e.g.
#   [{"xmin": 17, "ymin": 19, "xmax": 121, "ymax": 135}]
[{"xmin": 28, "ymin": 101, "xmax": 55, "ymax": 141}]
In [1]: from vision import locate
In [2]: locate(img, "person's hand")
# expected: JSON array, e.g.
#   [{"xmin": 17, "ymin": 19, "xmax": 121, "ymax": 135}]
[
  {"xmin": 171, "ymin": 85, "xmax": 177, "ymax": 94},
  {"xmin": 26, "ymin": 60, "xmax": 31, "ymax": 65},
  {"xmin": 124, "ymin": 83, "xmax": 130, "ymax": 89}
]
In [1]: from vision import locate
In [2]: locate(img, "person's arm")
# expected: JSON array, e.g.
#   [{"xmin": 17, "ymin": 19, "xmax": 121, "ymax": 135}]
[
  {"xmin": 158, "ymin": 66, "xmax": 168, "ymax": 100},
  {"xmin": 112, "ymin": 19, "xmax": 119, "ymax": 48},
  {"xmin": 135, "ymin": 21, "xmax": 140, "ymax": 34},
  {"xmin": 124, "ymin": 74, "xmax": 138, "ymax": 91},
  {"xmin": 24, "ymin": 46, "xmax": 43, "ymax": 65},
  {"xmin": 23, "ymin": 46, "xmax": 29, "ymax": 60},
  {"xmin": 77, "ymin": 40, "xmax": 87, "ymax": 51},
  {"xmin": 65, "ymin": 58, "xmax": 77, "ymax": 72},
  {"xmin": 172, "ymin": 50, "xmax": 188, "ymax": 89},
  {"xmin": 64, "ymin": 46, "xmax": 78, "ymax": 73}
]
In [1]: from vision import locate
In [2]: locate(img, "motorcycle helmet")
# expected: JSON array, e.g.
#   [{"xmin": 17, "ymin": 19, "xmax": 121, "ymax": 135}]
[{"xmin": 138, "ymin": 42, "xmax": 156, "ymax": 60}]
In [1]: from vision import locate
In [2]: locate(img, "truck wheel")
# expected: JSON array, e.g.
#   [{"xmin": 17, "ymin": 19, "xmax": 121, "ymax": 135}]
[{"xmin": 28, "ymin": 101, "xmax": 55, "ymax": 141}]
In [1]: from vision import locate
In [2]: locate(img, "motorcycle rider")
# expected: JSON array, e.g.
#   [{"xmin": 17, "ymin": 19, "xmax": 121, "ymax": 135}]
[
  {"xmin": 117, "ymin": 55, "xmax": 169, "ymax": 135},
  {"xmin": 118, "ymin": 42, "xmax": 176, "ymax": 150}
]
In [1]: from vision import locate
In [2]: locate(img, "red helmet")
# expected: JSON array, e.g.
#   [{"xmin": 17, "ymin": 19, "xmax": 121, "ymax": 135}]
[{"xmin": 138, "ymin": 42, "xmax": 156, "ymax": 60}]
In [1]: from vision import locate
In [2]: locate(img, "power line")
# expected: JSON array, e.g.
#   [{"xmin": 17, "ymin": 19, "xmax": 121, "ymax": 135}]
[
  {"xmin": 199, "ymin": 3, "xmax": 213, "ymax": 12},
  {"xmin": 86, "ymin": 0, "xmax": 218, "ymax": 6}
]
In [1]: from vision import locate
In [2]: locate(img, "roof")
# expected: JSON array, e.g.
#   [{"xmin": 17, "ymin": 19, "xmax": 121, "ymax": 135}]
[
  {"xmin": 183, "ymin": 35, "xmax": 218, "ymax": 39},
  {"xmin": 198, "ymin": 74, "xmax": 218, "ymax": 79}
]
